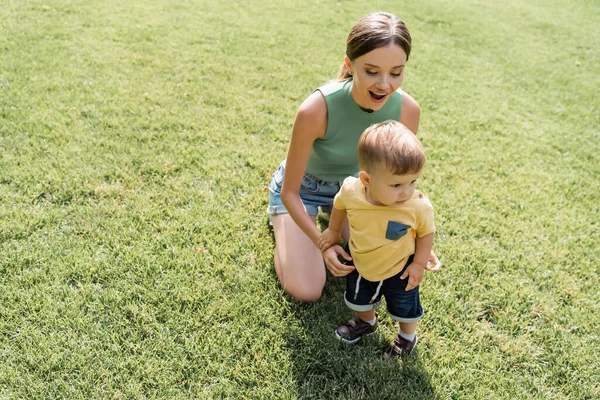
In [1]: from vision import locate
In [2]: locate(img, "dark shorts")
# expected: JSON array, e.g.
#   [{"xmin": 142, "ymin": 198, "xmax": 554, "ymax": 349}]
[{"xmin": 344, "ymin": 255, "xmax": 423, "ymax": 322}]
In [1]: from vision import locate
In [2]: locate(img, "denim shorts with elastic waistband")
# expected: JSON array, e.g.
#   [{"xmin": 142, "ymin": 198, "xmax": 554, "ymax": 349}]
[{"xmin": 267, "ymin": 160, "xmax": 348, "ymax": 217}]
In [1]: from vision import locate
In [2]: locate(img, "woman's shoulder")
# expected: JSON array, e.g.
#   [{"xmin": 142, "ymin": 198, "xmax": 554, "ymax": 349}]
[
  {"xmin": 298, "ymin": 90, "xmax": 327, "ymax": 120},
  {"xmin": 399, "ymin": 90, "xmax": 420, "ymax": 110},
  {"xmin": 397, "ymin": 89, "xmax": 421, "ymax": 134},
  {"xmin": 294, "ymin": 90, "xmax": 328, "ymax": 139}
]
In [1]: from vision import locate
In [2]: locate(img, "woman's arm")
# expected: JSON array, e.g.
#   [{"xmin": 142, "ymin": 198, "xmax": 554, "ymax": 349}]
[
  {"xmin": 280, "ymin": 91, "xmax": 327, "ymax": 245},
  {"xmin": 280, "ymin": 90, "xmax": 354, "ymax": 277},
  {"xmin": 317, "ymin": 207, "xmax": 347, "ymax": 251}
]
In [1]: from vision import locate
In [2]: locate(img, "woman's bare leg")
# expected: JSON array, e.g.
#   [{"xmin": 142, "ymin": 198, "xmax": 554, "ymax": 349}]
[{"xmin": 271, "ymin": 214, "xmax": 326, "ymax": 302}]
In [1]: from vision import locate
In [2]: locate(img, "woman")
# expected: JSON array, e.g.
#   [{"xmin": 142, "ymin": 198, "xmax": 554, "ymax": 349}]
[{"xmin": 267, "ymin": 12, "xmax": 440, "ymax": 302}]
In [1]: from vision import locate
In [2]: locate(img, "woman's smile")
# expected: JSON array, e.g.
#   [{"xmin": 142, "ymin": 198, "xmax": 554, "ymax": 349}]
[{"xmin": 369, "ymin": 90, "xmax": 389, "ymax": 102}]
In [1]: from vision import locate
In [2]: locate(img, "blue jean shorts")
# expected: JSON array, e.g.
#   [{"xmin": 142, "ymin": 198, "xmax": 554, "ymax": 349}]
[
  {"xmin": 267, "ymin": 160, "xmax": 347, "ymax": 217},
  {"xmin": 344, "ymin": 255, "xmax": 424, "ymax": 323}
]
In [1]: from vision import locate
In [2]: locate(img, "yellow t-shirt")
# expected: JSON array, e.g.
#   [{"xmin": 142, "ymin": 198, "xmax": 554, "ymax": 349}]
[{"xmin": 333, "ymin": 177, "xmax": 435, "ymax": 281}]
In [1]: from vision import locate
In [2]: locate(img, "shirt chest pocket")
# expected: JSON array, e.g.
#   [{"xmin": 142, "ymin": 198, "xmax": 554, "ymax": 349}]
[{"xmin": 385, "ymin": 221, "xmax": 410, "ymax": 241}]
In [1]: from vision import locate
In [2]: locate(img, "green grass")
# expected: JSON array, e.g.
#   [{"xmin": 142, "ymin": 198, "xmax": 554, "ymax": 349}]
[{"xmin": 1, "ymin": 0, "xmax": 598, "ymax": 398}]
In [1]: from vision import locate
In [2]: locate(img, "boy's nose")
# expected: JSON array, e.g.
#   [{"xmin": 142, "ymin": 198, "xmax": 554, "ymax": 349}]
[{"xmin": 399, "ymin": 188, "xmax": 410, "ymax": 199}]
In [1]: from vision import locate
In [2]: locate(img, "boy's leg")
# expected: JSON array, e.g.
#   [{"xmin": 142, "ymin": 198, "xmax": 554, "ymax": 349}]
[
  {"xmin": 399, "ymin": 321, "xmax": 417, "ymax": 337},
  {"xmin": 396, "ymin": 321, "xmax": 418, "ymax": 354},
  {"xmin": 356, "ymin": 310, "xmax": 376, "ymax": 322},
  {"xmin": 272, "ymin": 214, "xmax": 326, "ymax": 302},
  {"xmin": 382, "ymin": 261, "xmax": 422, "ymax": 358},
  {"xmin": 335, "ymin": 270, "xmax": 380, "ymax": 344}
]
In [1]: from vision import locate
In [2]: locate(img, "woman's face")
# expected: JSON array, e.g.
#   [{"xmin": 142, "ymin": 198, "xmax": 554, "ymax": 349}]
[{"xmin": 346, "ymin": 44, "xmax": 407, "ymax": 111}]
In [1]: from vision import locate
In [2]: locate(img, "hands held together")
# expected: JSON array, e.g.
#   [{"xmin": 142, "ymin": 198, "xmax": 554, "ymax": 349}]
[{"xmin": 318, "ymin": 228, "xmax": 355, "ymax": 277}]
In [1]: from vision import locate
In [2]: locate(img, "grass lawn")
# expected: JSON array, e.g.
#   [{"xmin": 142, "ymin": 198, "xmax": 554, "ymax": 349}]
[{"xmin": 1, "ymin": 0, "xmax": 598, "ymax": 398}]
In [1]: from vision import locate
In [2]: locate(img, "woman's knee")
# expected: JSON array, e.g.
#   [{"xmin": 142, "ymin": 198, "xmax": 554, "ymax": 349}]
[
  {"xmin": 278, "ymin": 263, "xmax": 325, "ymax": 302},
  {"xmin": 285, "ymin": 283, "xmax": 323, "ymax": 303}
]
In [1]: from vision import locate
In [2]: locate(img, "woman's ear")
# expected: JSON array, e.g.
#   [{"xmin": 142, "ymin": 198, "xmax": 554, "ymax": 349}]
[
  {"xmin": 344, "ymin": 56, "xmax": 353, "ymax": 76},
  {"xmin": 358, "ymin": 171, "xmax": 371, "ymax": 187}
]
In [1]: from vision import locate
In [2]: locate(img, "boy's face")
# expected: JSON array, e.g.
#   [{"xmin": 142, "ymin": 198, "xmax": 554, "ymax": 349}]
[{"xmin": 359, "ymin": 168, "xmax": 421, "ymax": 206}]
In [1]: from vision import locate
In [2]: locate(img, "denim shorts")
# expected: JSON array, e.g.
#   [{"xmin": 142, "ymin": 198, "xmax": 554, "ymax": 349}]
[
  {"xmin": 267, "ymin": 160, "xmax": 348, "ymax": 217},
  {"xmin": 344, "ymin": 255, "xmax": 424, "ymax": 323}
]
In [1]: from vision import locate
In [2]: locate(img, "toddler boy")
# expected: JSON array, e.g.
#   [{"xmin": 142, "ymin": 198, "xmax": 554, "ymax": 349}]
[{"xmin": 318, "ymin": 120, "xmax": 435, "ymax": 358}]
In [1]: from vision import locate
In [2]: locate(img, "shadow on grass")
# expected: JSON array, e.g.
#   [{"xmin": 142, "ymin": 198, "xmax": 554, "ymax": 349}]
[
  {"xmin": 283, "ymin": 274, "xmax": 439, "ymax": 400},
  {"xmin": 267, "ymin": 218, "xmax": 438, "ymax": 399}
]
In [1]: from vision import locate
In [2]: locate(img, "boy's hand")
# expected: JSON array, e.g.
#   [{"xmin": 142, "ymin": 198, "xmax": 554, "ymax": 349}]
[
  {"xmin": 317, "ymin": 228, "xmax": 341, "ymax": 252},
  {"xmin": 425, "ymin": 250, "xmax": 442, "ymax": 272},
  {"xmin": 401, "ymin": 262, "xmax": 425, "ymax": 291}
]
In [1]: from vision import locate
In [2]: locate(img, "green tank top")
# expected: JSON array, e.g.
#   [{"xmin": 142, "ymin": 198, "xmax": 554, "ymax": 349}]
[{"xmin": 305, "ymin": 79, "xmax": 403, "ymax": 181}]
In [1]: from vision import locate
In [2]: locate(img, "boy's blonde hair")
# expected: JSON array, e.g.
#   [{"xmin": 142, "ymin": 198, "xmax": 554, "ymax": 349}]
[{"xmin": 358, "ymin": 120, "xmax": 425, "ymax": 175}]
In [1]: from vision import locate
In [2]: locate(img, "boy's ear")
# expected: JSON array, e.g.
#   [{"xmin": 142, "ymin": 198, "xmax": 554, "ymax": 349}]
[{"xmin": 358, "ymin": 171, "xmax": 371, "ymax": 187}]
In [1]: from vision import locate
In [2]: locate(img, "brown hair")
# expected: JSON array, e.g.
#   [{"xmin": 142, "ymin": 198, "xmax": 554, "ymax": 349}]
[
  {"xmin": 358, "ymin": 120, "xmax": 425, "ymax": 175},
  {"xmin": 337, "ymin": 12, "xmax": 412, "ymax": 80}
]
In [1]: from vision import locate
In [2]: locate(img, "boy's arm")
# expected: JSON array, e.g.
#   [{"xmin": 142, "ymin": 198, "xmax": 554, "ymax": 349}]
[
  {"xmin": 401, "ymin": 232, "xmax": 434, "ymax": 291},
  {"xmin": 413, "ymin": 232, "xmax": 434, "ymax": 268},
  {"xmin": 317, "ymin": 207, "xmax": 347, "ymax": 252}
]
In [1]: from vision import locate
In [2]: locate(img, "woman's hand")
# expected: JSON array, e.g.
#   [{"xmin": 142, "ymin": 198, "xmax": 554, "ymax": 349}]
[
  {"xmin": 322, "ymin": 244, "xmax": 354, "ymax": 277},
  {"xmin": 425, "ymin": 250, "xmax": 442, "ymax": 272}
]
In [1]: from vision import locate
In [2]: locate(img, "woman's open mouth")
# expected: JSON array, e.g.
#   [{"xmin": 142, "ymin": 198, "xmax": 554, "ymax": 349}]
[{"xmin": 369, "ymin": 91, "xmax": 388, "ymax": 103}]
